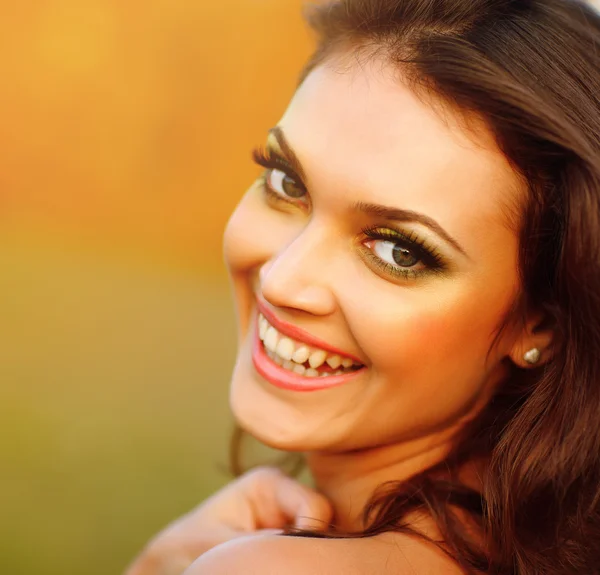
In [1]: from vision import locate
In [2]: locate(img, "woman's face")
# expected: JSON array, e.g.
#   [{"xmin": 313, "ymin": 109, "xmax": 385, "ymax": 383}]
[{"xmin": 224, "ymin": 57, "xmax": 525, "ymax": 453}]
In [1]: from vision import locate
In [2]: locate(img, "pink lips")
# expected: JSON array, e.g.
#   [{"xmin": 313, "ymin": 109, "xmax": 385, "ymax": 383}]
[
  {"xmin": 256, "ymin": 300, "xmax": 363, "ymax": 365},
  {"xmin": 251, "ymin": 301, "xmax": 365, "ymax": 392}
]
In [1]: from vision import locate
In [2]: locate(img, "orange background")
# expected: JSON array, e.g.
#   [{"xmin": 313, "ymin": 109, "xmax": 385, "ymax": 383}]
[
  {"xmin": 0, "ymin": 0, "xmax": 312, "ymax": 268},
  {"xmin": 5, "ymin": 2, "xmax": 600, "ymax": 573},
  {"xmin": 0, "ymin": 1, "xmax": 311, "ymax": 574}
]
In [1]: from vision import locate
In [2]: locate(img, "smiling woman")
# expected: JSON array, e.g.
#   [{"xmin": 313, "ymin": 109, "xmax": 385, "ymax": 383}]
[
  {"xmin": 227, "ymin": 59, "xmax": 523, "ymax": 464},
  {"xmin": 126, "ymin": 1, "xmax": 600, "ymax": 574}
]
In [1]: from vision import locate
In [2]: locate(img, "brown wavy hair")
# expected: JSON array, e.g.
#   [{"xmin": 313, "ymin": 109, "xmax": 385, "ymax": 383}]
[{"xmin": 232, "ymin": 1, "xmax": 600, "ymax": 573}]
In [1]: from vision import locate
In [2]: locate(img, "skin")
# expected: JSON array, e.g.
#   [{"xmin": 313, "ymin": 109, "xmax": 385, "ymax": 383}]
[
  {"xmin": 125, "ymin": 468, "xmax": 333, "ymax": 575},
  {"xmin": 224, "ymin": 54, "xmax": 548, "ymax": 533},
  {"xmin": 127, "ymin": 53, "xmax": 554, "ymax": 575}
]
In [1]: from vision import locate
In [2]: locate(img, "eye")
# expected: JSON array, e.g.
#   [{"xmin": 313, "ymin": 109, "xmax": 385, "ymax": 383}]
[
  {"xmin": 266, "ymin": 168, "xmax": 306, "ymax": 199},
  {"xmin": 367, "ymin": 239, "xmax": 422, "ymax": 270},
  {"xmin": 360, "ymin": 226, "xmax": 446, "ymax": 280}
]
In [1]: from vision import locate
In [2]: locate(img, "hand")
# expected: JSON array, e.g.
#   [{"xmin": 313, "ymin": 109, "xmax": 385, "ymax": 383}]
[{"xmin": 124, "ymin": 467, "xmax": 333, "ymax": 575}]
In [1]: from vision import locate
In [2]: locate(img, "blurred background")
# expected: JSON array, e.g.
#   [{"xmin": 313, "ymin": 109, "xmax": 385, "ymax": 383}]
[
  {"xmin": 0, "ymin": 1, "xmax": 311, "ymax": 573},
  {"xmin": 3, "ymin": 1, "xmax": 600, "ymax": 574}
]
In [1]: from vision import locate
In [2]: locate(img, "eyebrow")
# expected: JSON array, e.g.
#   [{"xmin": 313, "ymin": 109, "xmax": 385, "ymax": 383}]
[
  {"xmin": 268, "ymin": 126, "xmax": 307, "ymax": 182},
  {"xmin": 353, "ymin": 201, "xmax": 468, "ymax": 257},
  {"xmin": 267, "ymin": 126, "xmax": 468, "ymax": 258}
]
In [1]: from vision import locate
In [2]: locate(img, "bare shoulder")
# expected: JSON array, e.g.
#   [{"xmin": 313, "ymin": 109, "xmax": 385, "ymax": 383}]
[{"xmin": 184, "ymin": 531, "xmax": 466, "ymax": 575}]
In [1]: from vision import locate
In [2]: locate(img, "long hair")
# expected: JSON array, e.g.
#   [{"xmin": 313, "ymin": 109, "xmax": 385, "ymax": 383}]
[{"xmin": 234, "ymin": 1, "xmax": 600, "ymax": 573}]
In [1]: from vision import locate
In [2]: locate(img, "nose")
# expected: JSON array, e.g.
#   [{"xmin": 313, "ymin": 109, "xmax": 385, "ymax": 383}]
[{"xmin": 259, "ymin": 224, "xmax": 337, "ymax": 317}]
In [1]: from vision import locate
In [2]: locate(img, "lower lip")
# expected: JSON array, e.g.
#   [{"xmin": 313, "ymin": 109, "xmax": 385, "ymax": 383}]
[{"xmin": 251, "ymin": 328, "xmax": 365, "ymax": 392}]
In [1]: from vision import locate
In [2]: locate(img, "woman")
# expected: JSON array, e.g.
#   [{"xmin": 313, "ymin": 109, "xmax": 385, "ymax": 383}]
[{"xmin": 126, "ymin": 0, "xmax": 600, "ymax": 573}]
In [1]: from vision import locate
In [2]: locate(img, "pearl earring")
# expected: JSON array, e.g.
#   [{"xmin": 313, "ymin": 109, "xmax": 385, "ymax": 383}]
[{"xmin": 523, "ymin": 348, "xmax": 541, "ymax": 365}]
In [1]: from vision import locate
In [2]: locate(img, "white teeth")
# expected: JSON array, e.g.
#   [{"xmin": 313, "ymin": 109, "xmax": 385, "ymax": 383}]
[
  {"xmin": 276, "ymin": 338, "xmax": 295, "ymax": 361},
  {"xmin": 267, "ymin": 352, "xmax": 353, "ymax": 379},
  {"xmin": 260, "ymin": 314, "xmax": 362, "ymax": 377},
  {"xmin": 264, "ymin": 327, "xmax": 279, "ymax": 352},
  {"xmin": 292, "ymin": 345, "xmax": 311, "ymax": 364},
  {"xmin": 308, "ymin": 350, "xmax": 327, "ymax": 369},
  {"xmin": 293, "ymin": 364, "xmax": 306, "ymax": 375}
]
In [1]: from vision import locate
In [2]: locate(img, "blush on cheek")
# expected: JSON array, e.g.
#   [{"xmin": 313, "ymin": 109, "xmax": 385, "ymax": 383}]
[
  {"xmin": 392, "ymin": 303, "xmax": 506, "ymax": 375},
  {"xmin": 406, "ymin": 320, "xmax": 459, "ymax": 369},
  {"xmin": 410, "ymin": 311, "xmax": 488, "ymax": 355},
  {"xmin": 366, "ymin": 303, "xmax": 484, "ymax": 374},
  {"xmin": 411, "ymin": 317, "xmax": 450, "ymax": 346}
]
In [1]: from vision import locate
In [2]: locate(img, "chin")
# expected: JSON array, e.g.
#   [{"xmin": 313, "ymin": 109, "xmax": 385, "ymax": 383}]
[
  {"xmin": 228, "ymin": 360, "xmax": 333, "ymax": 453},
  {"xmin": 229, "ymin": 385, "xmax": 308, "ymax": 452},
  {"xmin": 232, "ymin": 413, "xmax": 307, "ymax": 453}
]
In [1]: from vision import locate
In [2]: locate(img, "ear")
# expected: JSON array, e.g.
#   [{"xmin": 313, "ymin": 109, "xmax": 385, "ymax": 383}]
[{"xmin": 508, "ymin": 310, "xmax": 556, "ymax": 369}]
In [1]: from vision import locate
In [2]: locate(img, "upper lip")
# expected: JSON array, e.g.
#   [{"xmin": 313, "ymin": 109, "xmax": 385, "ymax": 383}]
[{"xmin": 256, "ymin": 299, "xmax": 364, "ymax": 365}]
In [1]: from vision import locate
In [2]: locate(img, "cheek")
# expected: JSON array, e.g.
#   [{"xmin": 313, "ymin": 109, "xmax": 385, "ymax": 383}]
[
  {"xmin": 364, "ymin": 306, "xmax": 461, "ymax": 374},
  {"xmin": 223, "ymin": 183, "xmax": 301, "ymax": 273},
  {"xmin": 342, "ymin": 289, "xmax": 506, "ymax": 437},
  {"xmin": 223, "ymin": 184, "xmax": 304, "ymax": 336},
  {"xmin": 223, "ymin": 186, "xmax": 267, "ymax": 275},
  {"xmin": 354, "ymin": 279, "xmax": 513, "ymax": 381}
]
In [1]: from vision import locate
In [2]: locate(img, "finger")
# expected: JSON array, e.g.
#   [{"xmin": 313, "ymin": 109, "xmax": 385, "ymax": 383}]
[
  {"xmin": 255, "ymin": 470, "xmax": 333, "ymax": 531},
  {"xmin": 286, "ymin": 487, "xmax": 333, "ymax": 531},
  {"xmin": 214, "ymin": 467, "xmax": 334, "ymax": 532}
]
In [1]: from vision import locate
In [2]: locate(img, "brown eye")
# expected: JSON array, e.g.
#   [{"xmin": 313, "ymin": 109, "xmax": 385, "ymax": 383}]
[
  {"xmin": 267, "ymin": 169, "xmax": 306, "ymax": 199},
  {"xmin": 362, "ymin": 226, "xmax": 447, "ymax": 280},
  {"xmin": 392, "ymin": 245, "xmax": 419, "ymax": 268},
  {"xmin": 371, "ymin": 240, "xmax": 421, "ymax": 269}
]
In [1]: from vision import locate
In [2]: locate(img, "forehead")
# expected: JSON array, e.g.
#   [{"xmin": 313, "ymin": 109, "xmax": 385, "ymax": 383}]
[{"xmin": 277, "ymin": 58, "xmax": 524, "ymax": 243}]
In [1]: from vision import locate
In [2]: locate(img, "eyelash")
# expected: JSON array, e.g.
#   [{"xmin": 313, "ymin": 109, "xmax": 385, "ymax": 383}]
[
  {"xmin": 360, "ymin": 226, "xmax": 447, "ymax": 280},
  {"xmin": 251, "ymin": 146, "xmax": 447, "ymax": 281},
  {"xmin": 252, "ymin": 147, "xmax": 306, "ymax": 193}
]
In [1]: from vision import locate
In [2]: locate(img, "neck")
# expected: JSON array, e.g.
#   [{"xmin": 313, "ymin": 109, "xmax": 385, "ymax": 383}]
[
  {"xmin": 306, "ymin": 435, "xmax": 457, "ymax": 532},
  {"xmin": 305, "ymin": 367, "xmax": 506, "ymax": 532}
]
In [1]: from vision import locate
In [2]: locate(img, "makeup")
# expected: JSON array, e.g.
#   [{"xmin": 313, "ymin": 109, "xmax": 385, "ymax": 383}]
[
  {"xmin": 252, "ymin": 301, "xmax": 365, "ymax": 392},
  {"xmin": 257, "ymin": 300, "xmax": 363, "ymax": 362},
  {"xmin": 360, "ymin": 226, "xmax": 447, "ymax": 280}
]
